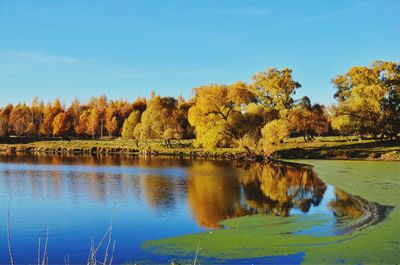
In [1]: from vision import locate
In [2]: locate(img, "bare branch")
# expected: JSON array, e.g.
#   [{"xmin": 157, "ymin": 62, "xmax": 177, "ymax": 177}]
[
  {"xmin": 88, "ymin": 228, "xmax": 111, "ymax": 265},
  {"xmin": 42, "ymin": 226, "xmax": 49, "ymax": 265},
  {"xmin": 103, "ymin": 204, "xmax": 115, "ymax": 265},
  {"xmin": 193, "ymin": 240, "xmax": 201, "ymax": 265},
  {"xmin": 37, "ymin": 237, "xmax": 41, "ymax": 265},
  {"xmin": 7, "ymin": 201, "xmax": 15, "ymax": 265},
  {"xmin": 109, "ymin": 241, "xmax": 116, "ymax": 265}
]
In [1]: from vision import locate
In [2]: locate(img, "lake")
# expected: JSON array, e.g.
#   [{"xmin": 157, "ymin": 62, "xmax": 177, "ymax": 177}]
[{"xmin": 0, "ymin": 155, "xmax": 394, "ymax": 264}]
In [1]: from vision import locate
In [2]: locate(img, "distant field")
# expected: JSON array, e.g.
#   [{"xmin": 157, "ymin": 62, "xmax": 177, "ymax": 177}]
[{"xmin": 0, "ymin": 136, "xmax": 399, "ymax": 160}]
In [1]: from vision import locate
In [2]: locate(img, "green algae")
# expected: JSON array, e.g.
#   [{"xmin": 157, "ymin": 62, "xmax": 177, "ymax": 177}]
[{"xmin": 142, "ymin": 160, "xmax": 400, "ymax": 264}]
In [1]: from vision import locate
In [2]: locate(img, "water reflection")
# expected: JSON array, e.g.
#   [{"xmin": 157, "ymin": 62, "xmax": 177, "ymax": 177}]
[
  {"xmin": 142, "ymin": 175, "xmax": 185, "ymax": 211},
  {"xmin": 0, "ymin": 154, "xmax": 392, "ymax": 233},
  {"xmin": 0, "ymin": 153, "xmax": 193, "ymax": 168},
  {"xmin": 185, "ymin": 162, "xmax": 329, "ymax": 228},
  {"xmin": 330, "ymin": 188, "xmax": 363, "ymax": 219},
  {"xmin": 329, "ymin": 187, "xmax": 394, "ymax": 234},
  {"xmin": 187, "ymin": 163, "xmax": 245, "ymax": 228},
  {"xmin": 239, "ymin": 162, "xmax": 326, "ymax": 217}
]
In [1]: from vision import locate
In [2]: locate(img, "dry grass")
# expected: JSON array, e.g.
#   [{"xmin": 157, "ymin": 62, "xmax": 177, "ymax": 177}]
[{"xmin": 6, "ymin": 203, "xmax": 116, "ymax": 265}]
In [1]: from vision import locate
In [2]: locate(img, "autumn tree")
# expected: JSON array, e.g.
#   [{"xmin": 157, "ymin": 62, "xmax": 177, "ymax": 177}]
[
  {"xmin": 260, "ymin": 119, "xmax": 289, "ymax": 157},
  {"xmin": 40, "ymin": 99, "xmax": 62, "ymax": 137},
  {"xmin": 308, "ymin": 104, "xmax": 330, "ymax": 137},
  {"xmin": 115, "ymin": 100, "xmax": 134, "ymax": 135},
  {"xmin": 40, "ymin": 103, "xmax": 52, "ymax": 136},
  {"xmin": 0, "ymin": 104, "xmax": 13, "ymax": 137},
  {"xmin": 9, "ymin": 103, "xmax": 31, "ymax": 136},
  {"xmin": 234, "ymin": 102, "xmax": 280, "ymax": 151},
  {"xmin": 121, "ymin": 110, "xmax": 141, "ymax": 142},
  {"xmin": 86, "ymin": 96, "xmax": 107, "ymax": 138},
  {"xmin": 251, "ymin": 68, "xmax": 301, "ymax": 117},
  {"xmin": 53, "ymin": 112, "xmax": 71, "ymax": 136},
  {"xmin": 138, "ymin": 95, "xmax": 182, "ymax": 147},
  {"xmin": 332, "ymin": 61, "xmax": 400, "ymax": 139},
  {"xmin": 188, "ymin": 82, "xmax": 255, "ymax": 149},
  {"xmin": 75, "ymin": 110, "xmax": 90, "ymax": 137},
  {"xmin": 134, "ymin": 94, "xmax": 193, "ymax": 148},
  {"xmin": 3, "ymin": 61, "xmax": 396, "ymax": 144},
  {"xmin": 288, "ymin": 97, "xmax": 329, "ymax": 142},
  {"xmin": 104, "ymin": 103, "xmax": 118, "ymax": 137},
  {"xmin": 97, "ymin": 95, "xmax": 107, "ymax": 138},
  {"xmin": 29, "ymin": 97, "xmax": 44, "ymax": 136},
  {"xmin": 176, "ymin": 96, "xmax": 194, "ymax": 139},
  {"xmin": 132, "ymin": 97, "xmax": 147, "ymax": 113},
  {"xmin": 0, "ymin": 112, "xmax": 8, "ymax": 137},
  {"xmin": 67, "ymin": 98, "xmax": 82, "ymax": 136},
  {"xmin": 87, "ymin": 106, "xmax": 99, "ymax": 139}
]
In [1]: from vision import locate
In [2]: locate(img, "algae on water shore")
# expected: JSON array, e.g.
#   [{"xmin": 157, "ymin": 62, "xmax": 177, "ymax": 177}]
[{"xmin": 142, "ymin": 160, "xmax": 400, "ymax": 264}]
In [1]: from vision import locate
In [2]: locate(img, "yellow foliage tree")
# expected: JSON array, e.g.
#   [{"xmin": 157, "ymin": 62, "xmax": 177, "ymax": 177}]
[
  {"xmin": 251, "ymin": 68, "xmax": 301, "ymax": 114},
  {"xmin": 332, "ymin": 61, "xmax": 399, "ymax": 139},
  {"xmin": 121, "ymin": 111, "xmax": 141, "ymax": 140},
  {"xmin": 288, "ymin": 97, "xmax": 329, "ymax": 142},
  {"xmin": 260, "ymin": 119, "xmax": 289, "ymax": 157},
  {"xmin": 188, "ymin": 82, "xmax": 255, "ymax": 149},
  {"xmin": 139, "ymin": 95, "xmax": 185, "ymax": 147},
  {"xmin": 53, "ymin": 112, "xmax": 71, "ymax": 136}
]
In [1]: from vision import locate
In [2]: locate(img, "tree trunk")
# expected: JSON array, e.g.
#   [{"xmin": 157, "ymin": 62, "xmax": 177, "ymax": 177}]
[{"xmin": 100, "ymin": 118, "xmax": 104, "ymax": 139}]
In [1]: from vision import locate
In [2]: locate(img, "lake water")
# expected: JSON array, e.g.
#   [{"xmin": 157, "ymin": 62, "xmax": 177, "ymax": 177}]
[{"xmin": 0, "ymin": 155, "xmax": 393, "ymax": 264}]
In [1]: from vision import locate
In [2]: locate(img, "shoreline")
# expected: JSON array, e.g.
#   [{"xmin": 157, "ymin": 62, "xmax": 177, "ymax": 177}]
[{"xmin": 0, "ymin": 142, "xmax": 399, "ymax": 161}]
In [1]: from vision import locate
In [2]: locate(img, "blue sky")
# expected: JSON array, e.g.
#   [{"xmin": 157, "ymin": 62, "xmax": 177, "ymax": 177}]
[{"xmin": 0, "ymin": 0, "xmax": 399, "ymax": 106}]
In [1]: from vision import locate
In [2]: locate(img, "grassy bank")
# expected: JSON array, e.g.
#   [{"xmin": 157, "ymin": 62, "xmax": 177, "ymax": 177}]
[
  {"xmin": 276, "ymin": 136, "xmax": 400, "ymax": 160},
  {"xmin": 142, "ymin": 160, "xmax": 400, "ymax": 264},
  {"xmin": 0, "ymin": 136, "xmax": 399, "ymax": 160}
]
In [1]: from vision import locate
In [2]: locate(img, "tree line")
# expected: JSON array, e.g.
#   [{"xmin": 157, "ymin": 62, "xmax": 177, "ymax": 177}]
[{"xmin": 0, "ymin": 60, "xmax": 398, "ymax": 153}]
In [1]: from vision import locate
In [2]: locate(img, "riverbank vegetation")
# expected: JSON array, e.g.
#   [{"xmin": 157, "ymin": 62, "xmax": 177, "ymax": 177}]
[
  {"xmin": 0, "ymin": 137, "xmax": 399, "ymax": 161},
  {"xmin": 0, "ymin": 61, "xmax": 398, "ymax": 159}
]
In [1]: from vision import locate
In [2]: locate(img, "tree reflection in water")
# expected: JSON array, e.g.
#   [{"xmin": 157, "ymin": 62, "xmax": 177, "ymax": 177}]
[
  {"xmin": 0, "ymin": 154, "xmax": 391, "ymax": 232},
  {"xmin": 186, "ymin": 161, "xmax": 392, "ymax": 232},
  {"xmin": 330, "ymin": 188, "xmax": 363, "ymax": 219},
  {"xmin": 187, "ymin": 163, "xmax": 246, "ymax": 228},
  {"xmin": 239, "ymin": 162, "xmax": 327, "ymax": 217},
  {"xmin": 186, "ymin": 162, "xmax": 328, "ymax": 228}
]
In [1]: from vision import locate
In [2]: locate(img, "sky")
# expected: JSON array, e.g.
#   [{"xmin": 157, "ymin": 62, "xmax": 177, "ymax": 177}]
[{"xmin": 0, "ymin": 0, "xmax": 399, "ymax": 106}]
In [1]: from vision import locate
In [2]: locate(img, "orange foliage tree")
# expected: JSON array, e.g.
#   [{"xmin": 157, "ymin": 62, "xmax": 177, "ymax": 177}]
[{"xmin": 53, "ymin": 112, "xmax": 71, "ymax": 136}]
